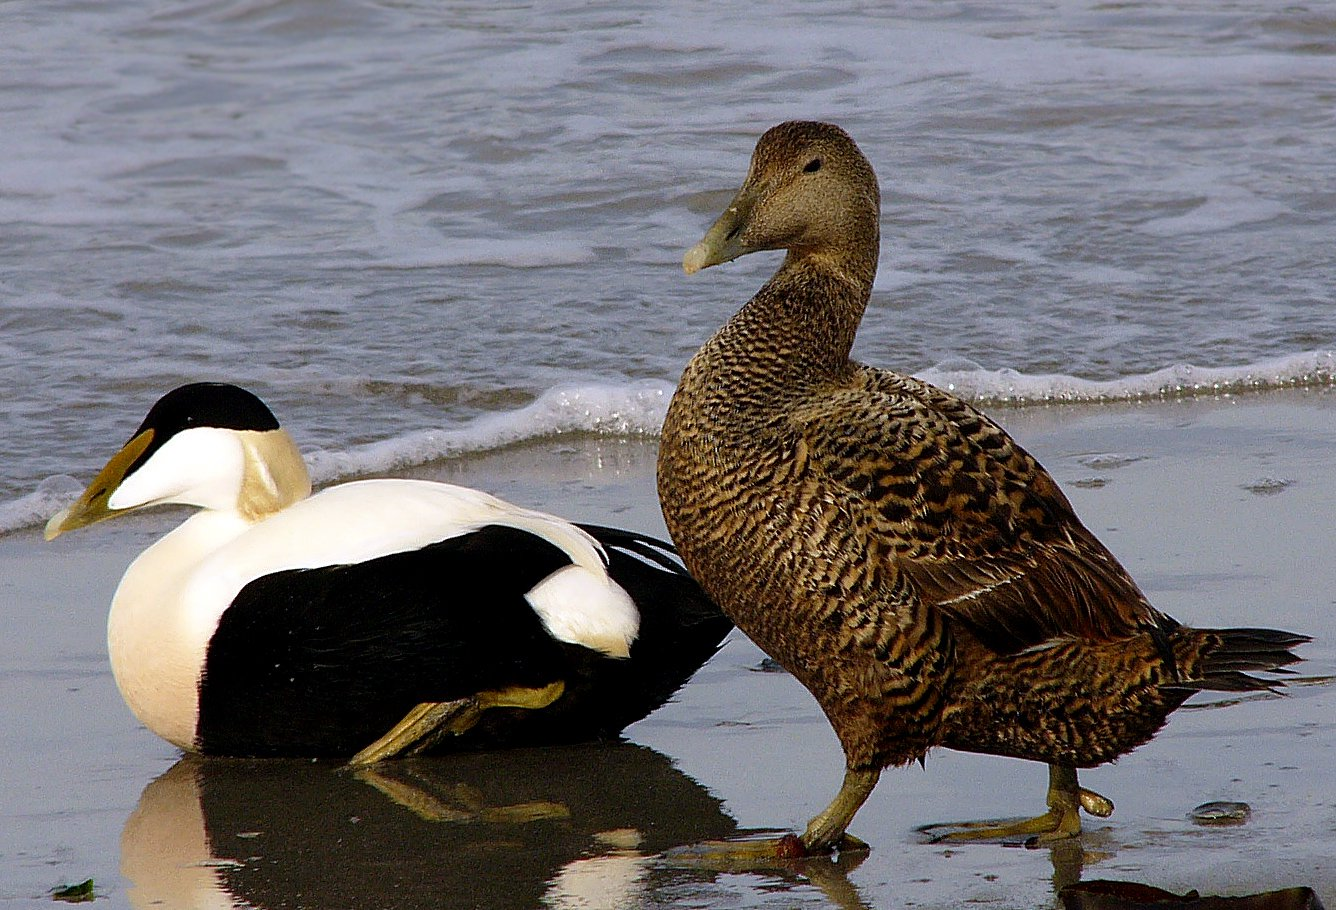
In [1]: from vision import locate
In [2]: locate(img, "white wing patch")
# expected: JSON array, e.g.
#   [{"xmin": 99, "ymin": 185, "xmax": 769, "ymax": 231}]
[{"xmin": 525, "ymin": 565, "xmax": 639, "ymax": 659}]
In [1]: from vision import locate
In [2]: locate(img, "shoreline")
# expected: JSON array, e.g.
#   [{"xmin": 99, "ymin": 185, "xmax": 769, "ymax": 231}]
[
  {"xmin": 7, "ymin": 362, "xmax": 1336, "ymax": 538},
  {"xmin": 2, "ymin": 388, "xmax": 1332, "ymax": 908}
]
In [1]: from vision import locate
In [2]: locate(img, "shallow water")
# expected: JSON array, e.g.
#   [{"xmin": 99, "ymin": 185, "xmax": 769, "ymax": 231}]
[
  {"xmin": 3, "ymin": 394, "xmax": 1334, "ymax": 908},
  {"xmin": 3, "ymin": 0, "xmax": 1335, "ymax": 525}
]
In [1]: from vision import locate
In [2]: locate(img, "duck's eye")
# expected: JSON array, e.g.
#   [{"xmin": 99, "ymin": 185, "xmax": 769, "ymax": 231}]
[{"xmin": 803, "ymin": 158, "xmax": 823, "ymax": 173}]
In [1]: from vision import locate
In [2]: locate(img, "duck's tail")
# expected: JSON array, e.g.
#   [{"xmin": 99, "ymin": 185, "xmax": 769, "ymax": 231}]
[
  {"xmin": 940, "ymin": 624, "xmax": 1310, "ymax": 768},
  {"xmin": 1165, "ymin": 626, "xmax": 1310, "ymax": 693}
]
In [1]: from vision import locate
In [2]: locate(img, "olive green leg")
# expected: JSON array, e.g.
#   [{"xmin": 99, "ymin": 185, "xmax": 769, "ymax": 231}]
[
  {"xmin": 345, "ymin": 681, "xmax": 565, "ymax": 768},
  {"xmin": 921, "ymin": 763, "xmax": 1113, "ymax": 845},
  {"xmin": 800, "ymin": 768, "xmax": 880, "ymax": 853},
  {"xmin": 665, "ymin": 767, "xmax": 879, "ymax": 866}
]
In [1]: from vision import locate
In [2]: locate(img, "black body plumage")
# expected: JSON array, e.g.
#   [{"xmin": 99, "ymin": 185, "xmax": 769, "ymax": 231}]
[{"xmin": 198, "ymin": 524, "xmax": 730, "ymax": 757}]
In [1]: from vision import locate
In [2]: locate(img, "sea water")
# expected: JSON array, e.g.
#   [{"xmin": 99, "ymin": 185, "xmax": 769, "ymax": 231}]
[{"xmin": 3, "ymin": 0, "xmax": 1334, "ymax": 530}]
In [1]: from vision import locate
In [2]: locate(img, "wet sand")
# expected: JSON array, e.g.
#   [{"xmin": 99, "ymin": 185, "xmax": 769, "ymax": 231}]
[{"xmin": 2, "ymin": 389, "xmax": 1333, "ymax": 909}]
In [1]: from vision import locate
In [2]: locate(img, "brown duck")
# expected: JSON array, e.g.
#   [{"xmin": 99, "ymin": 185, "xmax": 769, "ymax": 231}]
[{"xmin": 657, "ymin": 120, "xmax": 1308, "ymax": 857}]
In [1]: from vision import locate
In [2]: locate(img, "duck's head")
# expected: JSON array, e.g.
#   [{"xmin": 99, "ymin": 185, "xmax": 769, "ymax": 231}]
[
  {"xmin": 45, "ymin": 383, "xmax": 311, "ymax": 540},
  {"xmin": 683, "ymin": 121, "xmax": 880, "ymax": 276}
]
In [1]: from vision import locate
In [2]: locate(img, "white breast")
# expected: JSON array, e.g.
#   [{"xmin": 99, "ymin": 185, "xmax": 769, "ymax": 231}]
[{"xmin": 109, "ymin": 511, "xmax": 252, "ymax": 750}]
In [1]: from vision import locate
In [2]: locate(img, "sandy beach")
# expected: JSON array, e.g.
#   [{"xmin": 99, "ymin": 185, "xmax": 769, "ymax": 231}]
[{"xmin": 2, "ymin": 388, "xmax": 1333, "ymax": 909}]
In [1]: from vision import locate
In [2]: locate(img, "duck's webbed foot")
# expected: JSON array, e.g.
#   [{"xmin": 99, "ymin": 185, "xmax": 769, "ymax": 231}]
[
  {"xmin": 664, "ymin": 831, "xmax": 871, "ymax": 869},
  {"xmin": 664, "ymin": 768, "xmax": 879, "ymax": 869},
  {"xmin": 918, "ymin": 764, "xmax": 1112, "ymax": 846},
  {"xmin": 345, "ymin": 681, "xmax": 565, "ymax": 768}
]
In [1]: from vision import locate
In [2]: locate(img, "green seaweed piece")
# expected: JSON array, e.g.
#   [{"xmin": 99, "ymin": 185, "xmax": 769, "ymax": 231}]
[{"xmin": 50, "ymin": 879, "xmax": 95, "ymax": 903}]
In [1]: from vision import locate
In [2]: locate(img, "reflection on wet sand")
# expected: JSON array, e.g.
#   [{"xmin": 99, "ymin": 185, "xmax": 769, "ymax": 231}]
[
  {"xmin": 119, "ymin": 741, "xmax": 1326, "ymax": 910},
  {"xmin": 121, "ymin": 743, "xmax": 738, "ymax": 910}
]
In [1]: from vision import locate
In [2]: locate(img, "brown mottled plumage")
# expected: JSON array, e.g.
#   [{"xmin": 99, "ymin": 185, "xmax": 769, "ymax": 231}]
[{"xmin": 657, "ymin": 121, "xmax": 1307, "ymax": 856}]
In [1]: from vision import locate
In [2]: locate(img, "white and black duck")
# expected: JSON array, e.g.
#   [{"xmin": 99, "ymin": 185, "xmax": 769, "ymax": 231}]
[{"xmin": 47, "ymin": 382, "xmax": 730, "ymax": 762}]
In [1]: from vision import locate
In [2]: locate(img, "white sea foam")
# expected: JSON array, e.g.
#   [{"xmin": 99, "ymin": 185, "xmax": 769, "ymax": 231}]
[
  {"xmin": 303, "ymin": 352, "xmax": 1336, "ymax": 489},
  {"xmin": 304, "ymin": 381, "xmax": 675, "ymax": 484},
  {"xmin": 919, "ymin": 350, "xmax": 1336, "ymax": 405},
  {"xmin": 0, "ymin": 475, "xmax": 86, "ymax": 539},
  {"xmin": 10, "ymin": 353, "xmax": 1334, "ymax": 537}
]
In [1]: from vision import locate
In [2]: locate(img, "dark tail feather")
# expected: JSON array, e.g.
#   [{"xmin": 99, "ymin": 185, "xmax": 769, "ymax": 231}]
[
  {"xmin": 1165, "ymin": 627, "xmax": 1310, "ymax": 693},
  {"xmin": 578, "ymin": 523, "xmax": 733, "ymax": 634},
  {"xmin": 577, "ymin": 523, "xmax": 689, "ymax": 576}
]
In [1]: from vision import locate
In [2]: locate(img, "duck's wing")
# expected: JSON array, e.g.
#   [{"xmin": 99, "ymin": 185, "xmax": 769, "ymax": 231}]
[
  {"xmin": 576, "ymin": 525, "xmax": 733, "ymax": 726},
  {"xmin": 579, "ymin": 524, "xmax": 732, "ymax": 638},
  {"xmin": 790, "ymin": 365, "xmax": 1174, "ymax": 654},
  {"xmin": 197, "ymin": 525, "xmax": 582, "ymax": 756}
]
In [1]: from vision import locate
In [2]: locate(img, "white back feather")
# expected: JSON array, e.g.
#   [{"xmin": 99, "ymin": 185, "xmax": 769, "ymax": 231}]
[{"xmin": 182, "ymin": 478, "xmax": 637, "ymax": 663}]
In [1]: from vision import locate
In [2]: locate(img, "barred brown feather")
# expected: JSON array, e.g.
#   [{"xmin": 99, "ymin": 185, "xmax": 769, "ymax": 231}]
[{"xmin": 658, "ymin": 121, "xmax": 1307, "ymax": 780}]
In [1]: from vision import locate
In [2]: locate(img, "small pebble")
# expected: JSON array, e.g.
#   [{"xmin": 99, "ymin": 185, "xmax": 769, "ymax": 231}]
[
  {"xmin": 1189, "ymin": 800, "xmax": 1251, "ymax": 826},
  {"xmin": 1242, "ymin": 477, "xmax": 1292, "ymax": 496},
  {"xmin": 1077, "ymin": 453, "xmax": 1146, "ymax": 470}
]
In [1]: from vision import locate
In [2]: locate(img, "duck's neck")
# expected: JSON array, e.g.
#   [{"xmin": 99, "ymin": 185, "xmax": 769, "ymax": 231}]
[
  {"xmin": 236, "ymin": 429, "xmax": 311, "ymax": 521},
  {"xmin": 707, "ymin": 248, "xmax": 876, "ymax": 379}
]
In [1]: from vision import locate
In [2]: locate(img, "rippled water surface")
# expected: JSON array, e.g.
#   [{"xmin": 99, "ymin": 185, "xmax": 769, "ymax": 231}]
[{"xmin": 3, "ymin": 0, "xmax": 1334, "ymax": 523}]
